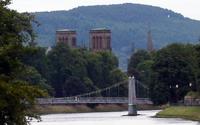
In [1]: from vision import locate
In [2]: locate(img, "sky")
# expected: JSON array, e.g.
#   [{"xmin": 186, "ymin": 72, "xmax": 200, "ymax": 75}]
[{"xmin": 8, "ymin": 0, "xmax": 200, "ymax": 21}]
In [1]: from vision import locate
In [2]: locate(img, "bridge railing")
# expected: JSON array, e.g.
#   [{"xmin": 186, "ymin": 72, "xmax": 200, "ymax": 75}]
[{"xmin": 36, "ymin": 97, "xmax": 152, "ymax": 105}]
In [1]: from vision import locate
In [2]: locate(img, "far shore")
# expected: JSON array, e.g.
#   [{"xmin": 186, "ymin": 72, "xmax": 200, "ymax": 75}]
[{"xmin": 31, "ymin": 104, "xmax": 160, "ymax": 115}]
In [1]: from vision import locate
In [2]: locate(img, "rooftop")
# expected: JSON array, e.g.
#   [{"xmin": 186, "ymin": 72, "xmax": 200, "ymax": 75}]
[
  {"xmin": 90, "ymin": 28, "xmax": 111, "ymax": 33},
  {"xmin": 56, "ymin": 29, "xmax": 76, "ymax": 32}
]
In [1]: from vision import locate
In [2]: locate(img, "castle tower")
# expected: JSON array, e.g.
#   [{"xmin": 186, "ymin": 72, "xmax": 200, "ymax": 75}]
[
  {"xmin": 56, "ymin": 29, "xmax": 77, "ymax": 48},
  {"xmin": 89, "ymin": 28, "xmax": 111, "ymax": 52},
  {"xmin": 147, "ymin": 30, "xmax": 154, "ymax": 52}
]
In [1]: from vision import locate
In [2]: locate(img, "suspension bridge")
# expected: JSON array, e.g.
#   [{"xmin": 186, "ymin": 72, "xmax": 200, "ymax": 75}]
[{"xmin": 37, "ymin": 77, "xmax": 152, "ymax": 106}]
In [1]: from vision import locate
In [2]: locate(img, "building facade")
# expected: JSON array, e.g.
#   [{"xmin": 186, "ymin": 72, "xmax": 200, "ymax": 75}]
[
  {"xmin": 56, "ymin": 29, "xmax": 77, "ymax": 48},
  {"xmin": 89, "ymin": 28, "xmax": 111, "ymax": 52}
]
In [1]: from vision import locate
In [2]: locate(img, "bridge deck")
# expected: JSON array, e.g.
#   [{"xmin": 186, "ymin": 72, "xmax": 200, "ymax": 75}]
[{"xmin": 37, "ymin": 97, "xmax": 153, "ymax": 105}]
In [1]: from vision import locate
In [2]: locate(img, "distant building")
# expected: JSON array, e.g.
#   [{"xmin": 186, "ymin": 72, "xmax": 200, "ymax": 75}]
[
  {"xmin": 89, "ymin": 28, "xmax": 111, "ymax": 52},
  {"xmin": 147, "ymin": 30, "xmax": 154, "ymax": 52},
  {"xmin": 56, "ymin": 29, "xmax": 77, "ymax": 48}
]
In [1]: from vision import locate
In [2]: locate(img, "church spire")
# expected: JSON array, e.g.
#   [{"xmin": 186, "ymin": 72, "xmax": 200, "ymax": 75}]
[{"xmin": 147, "ymin": 26, "xmax": 154, "ymax": 52}]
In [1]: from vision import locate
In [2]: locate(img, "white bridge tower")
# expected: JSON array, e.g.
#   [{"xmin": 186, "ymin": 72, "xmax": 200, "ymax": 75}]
[{"xmin": 128, "ymin": 76, "xmax": 137, "ymax": 116}]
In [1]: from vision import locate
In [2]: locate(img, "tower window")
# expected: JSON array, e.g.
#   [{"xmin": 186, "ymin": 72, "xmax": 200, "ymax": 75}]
[
  {"xmin": 62, "ymin": 37, "xmax": 65, "ymax": 41},
  {"xmin": 65, "ymin": 37, "xmax": 68, "ymax": 42},
  {"xmin": 72, "ymin": 37, "xmax": 76, "ymax": 46},
  {"xmin": 107, "ymin": 36, "xmax": 111, "ymax": 48},
  {"xmin": 99, "ymin": 36, "xmax": 102, "ymax": 49},
  {"xmin": 92, "ymin": 36, "xmax": 95, "ymax": 49},
  {"xmin": 59, "ymin": 37, "xmax": 62, "ymax": 42}
]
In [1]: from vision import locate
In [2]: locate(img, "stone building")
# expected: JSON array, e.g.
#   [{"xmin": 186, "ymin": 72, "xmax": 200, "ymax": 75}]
[
  {"xmin": 56, "ymin": 29, "xmax": 77, "ymax": 48},
  {"xmin": 89, "ymin": 28, "xmax": 111, "ymax": 52}
]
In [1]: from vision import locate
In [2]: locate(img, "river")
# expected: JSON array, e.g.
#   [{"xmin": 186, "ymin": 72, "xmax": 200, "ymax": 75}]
[{"xmin": 31, "ymin": 110, "xmax": 199, "ymax": 125}]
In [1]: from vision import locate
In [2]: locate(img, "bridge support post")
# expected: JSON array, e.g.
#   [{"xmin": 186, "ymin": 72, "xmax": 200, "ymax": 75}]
[{"xmin": 128, "ymin": 76, "xmax": 137, "ymax": 116}]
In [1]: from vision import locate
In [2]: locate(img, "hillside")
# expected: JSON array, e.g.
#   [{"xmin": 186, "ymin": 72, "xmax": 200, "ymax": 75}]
[{"xmin": 33, "ymin": 3, "xmax": 200, "ymax": 69}]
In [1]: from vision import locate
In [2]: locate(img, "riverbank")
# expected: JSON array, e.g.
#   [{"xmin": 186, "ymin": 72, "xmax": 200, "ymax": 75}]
[
  {"xmin": 32, "ymin": 104, "xmax": 159, "ymax": 115},
  {"xmin": 156, "ymin": 106, "xmax": 200, "ymax": 121}
]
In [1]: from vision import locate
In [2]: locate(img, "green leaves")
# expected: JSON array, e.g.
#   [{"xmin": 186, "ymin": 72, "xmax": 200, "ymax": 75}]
[
  {"xmin": 0, "ymin": 1, "xmax": 47, "ymax": 124},
  {"xmin": 0, "ymin": 80, "xmax": 47, "ymax": 125},
  {"xmin": 44, "ymin": 43, "xmax": 126, "ymax": 97},
  {"xmin": 151, "ymin": 44, "xmax": 200, "ymax": 104},
  {"xmin": 128, "ymin": 43, "xmax": 200, "ymax": 105},
  {"xmin": 0, "ymin": 0, "xmax": 35, "ymax": 47},
  {"xmin": 128, "ymin": 50, "xmax": 151, "ymax": 77}
]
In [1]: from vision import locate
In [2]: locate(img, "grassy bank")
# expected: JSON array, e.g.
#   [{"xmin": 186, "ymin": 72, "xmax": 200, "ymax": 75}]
[
  {"xmin": 156, "ymin": 106, "xmax": 200, "ymax": 121},
  {"xmin": 32, "ymin": 104, "xmax": 158, "ymax": 115}
]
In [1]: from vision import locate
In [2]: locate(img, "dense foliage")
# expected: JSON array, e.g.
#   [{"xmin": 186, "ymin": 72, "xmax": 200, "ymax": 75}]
[
  {"xmin": 33, "ymin": 3, "xmax": 200, "ymax": 69},
  {"xmin": 128, "ymin": 43, "xmax": 200, "ymax": 105},
  {"xmin": 0, "ymin": 0, "xmax": 46, "ymax": 124},
  {"xmin": 24, "ymin": 43, "xmax": 128, "ymax": 97}
]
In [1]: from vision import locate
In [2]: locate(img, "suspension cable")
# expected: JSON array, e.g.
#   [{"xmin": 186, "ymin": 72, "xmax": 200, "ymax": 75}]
[
  {"xmin": 68, "ymin": 79, "xmax": 150, "ymax": 98},
  {"xmin": 69, "ymin": 80, "xmax": 128, "ymax": 98}
]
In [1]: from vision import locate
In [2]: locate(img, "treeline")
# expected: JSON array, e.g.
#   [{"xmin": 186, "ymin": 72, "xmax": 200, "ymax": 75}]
[
  {"xmin": 22, "ymin": 44, "xmax": 128, "ymax": 97},
  {"xmin": 128, "ymin": 43, "xmax": 200, "ymax": 105}
]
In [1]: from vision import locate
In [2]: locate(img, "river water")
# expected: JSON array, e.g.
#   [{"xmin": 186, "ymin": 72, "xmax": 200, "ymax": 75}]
[{"xmin": 31, "ymin": 110, "xmax": 199, "ymax": 125}]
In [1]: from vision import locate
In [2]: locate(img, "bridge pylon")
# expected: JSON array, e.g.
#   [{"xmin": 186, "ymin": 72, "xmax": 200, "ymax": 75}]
[{"xmin": 128, "ymin": 76, "xmax": 137, "ymax": 116}]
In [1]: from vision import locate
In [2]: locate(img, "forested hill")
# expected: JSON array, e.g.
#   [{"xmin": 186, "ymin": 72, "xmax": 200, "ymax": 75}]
[{"xmin": 33, "ymin": 3, "xmax": 200, "ymax": 69}]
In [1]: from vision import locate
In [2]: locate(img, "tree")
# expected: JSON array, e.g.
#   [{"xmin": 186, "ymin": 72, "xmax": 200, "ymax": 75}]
[
  {"xmin": 0, "ymin": 1, "xmax": 46, "ymax": 124},
  {"xmin": 20, "ymin": 47, "xmax": 49, "ymax": 79},
  {"xmin": 152, "ymin": 43, "xmax": 197, "ymax": 104},
  {"xmin": 86, "ymin": 51, "xmax": 127, "ymax": 96},
  {"xmin": 13, "ymin": 65, "xmax": 54, "ymax": 95},
  {"xmin": 0, "ymin": 80, "xmax": 46, "ymax": 125},
  {"xmin": 97, "ymin": 52, "xmax": 118, "ymax": 88},
  {"xmin": 63, "ymin": 76, "xmax": 88, "ymax": 96},
  {"xmin": 128, "ymin": 50, "xmax": 150, "ymax": 77},
  {"xmin": 0, "ymin": 0, "xmax": 36, "ymax": 79},
  {"xmin": 195, "ymin": 44, "xmax": 200, "ymax": 91},
  {"xmin": 109, "ymin": 69, "xmax": 128, "ymax": 97},
  {"xmin": 0, "ymin": 0, "xmax": 35, "ymax": 47},
  {"xmin": 127, "ymin": 43, "xmax": 200, "ymax": 105},
  {"xmin": 86, "ymin": 52, "xmax": 103, "ymax": 88},
  {"xmin": 47, "ymin": 44, "xmax": 74, "ymax": 97},
  {"xmin": 47, "ymin": 43, "xmax": 92, "ymax": 97},
  {"xmin": 136, "ymin": 60, "xmax": 154, "ymax": 86},
  {"xmin": 46, "ymin": 44, "xmax": 125, "ymax": 97}
]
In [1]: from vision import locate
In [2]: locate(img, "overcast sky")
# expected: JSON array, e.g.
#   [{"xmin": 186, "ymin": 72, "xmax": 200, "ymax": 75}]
[{"xmin": 9, "ymin": 0, "xmax": 200, "ymax": 20}]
